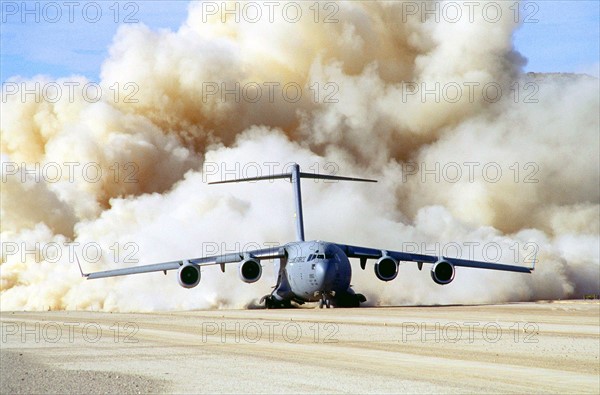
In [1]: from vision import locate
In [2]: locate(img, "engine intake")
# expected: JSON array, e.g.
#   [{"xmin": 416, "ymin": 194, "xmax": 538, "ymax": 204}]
[
  {"xmin": 239, "ymin": 258, "xmax": 262, "ymax": 283},
  {"xmin": 374, "ymin": 256, "xmax": 398, "ymax": 282},
  {"xmin": 178, "ymin": 262, "xmax": 200, "ymax": 288},
  {"xmin": 431, "ymin": 259, "xmax": 455, "ymax": 285}
]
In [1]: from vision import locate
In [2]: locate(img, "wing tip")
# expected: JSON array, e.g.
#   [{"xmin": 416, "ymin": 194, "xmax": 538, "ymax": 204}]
[
  {"xmin": 74, "ymin": 253, "xmax": 89, "ymax": 278},
  {"xmin": 529, "ymin": 251, "xmax": 538, "ymax": 272}
]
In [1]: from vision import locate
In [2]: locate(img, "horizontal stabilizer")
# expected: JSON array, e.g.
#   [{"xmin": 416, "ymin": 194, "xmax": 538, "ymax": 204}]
[
  {"xmin": 298, "ymin": 172, "xmax": 377, "ymax": 183},
  {"xmin": 209, "ymin": 163, "xmax": 377, "ymax": 241},
  {"xmin": 208, "ymin": 169, "xmax": 377, "ymax": 185},
  {"xmin": 209, "ymin": 173, "xmax": 291, "ymax": 185}
]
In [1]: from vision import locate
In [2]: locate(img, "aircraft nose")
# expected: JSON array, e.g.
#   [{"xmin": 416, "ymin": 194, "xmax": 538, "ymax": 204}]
[{"xmin": 314, "ymin": 260, "xmax": 335, "ymax": 288}]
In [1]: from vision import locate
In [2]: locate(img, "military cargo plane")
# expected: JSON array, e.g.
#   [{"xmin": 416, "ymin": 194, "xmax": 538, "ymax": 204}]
[{"xmin": 78, "ymin": 163, "xmax": 534, "ymax": 308}]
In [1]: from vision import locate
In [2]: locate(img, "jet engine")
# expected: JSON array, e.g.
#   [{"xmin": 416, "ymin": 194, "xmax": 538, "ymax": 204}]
[
  {"xmin": 239, "ymin": 258, "xmax": 262, "ymax": 283},
  {"xmin": 374, "ymin": 256, "xmax": 399, "ymax": 282},
  {"xmin": 178, "ymin": 262, "xmax": 200, "ymax": 288},
  {"xmin": 430, "ymin": 259, "xmax": 455, "ymax": 285}
]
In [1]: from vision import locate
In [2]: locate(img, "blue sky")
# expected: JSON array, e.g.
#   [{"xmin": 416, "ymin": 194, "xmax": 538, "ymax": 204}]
[{"xmin": 1, "ymin": 0, "xmax": 599, "ymax": 83}]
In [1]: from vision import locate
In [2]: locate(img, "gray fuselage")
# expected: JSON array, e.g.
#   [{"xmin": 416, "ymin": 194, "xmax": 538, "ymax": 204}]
[{"xmin": 275, "ymin": 241, "xmax": 352, "ymax": 303}]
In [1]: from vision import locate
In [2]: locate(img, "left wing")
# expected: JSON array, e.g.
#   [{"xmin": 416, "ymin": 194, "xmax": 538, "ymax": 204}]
[
  {"xmin": 77, "ymin": 246, "xmax": 285, "ymax": 280},
  {"xmin": 336, "ymin": 243, "xmax": 533, "ymax": 282}
]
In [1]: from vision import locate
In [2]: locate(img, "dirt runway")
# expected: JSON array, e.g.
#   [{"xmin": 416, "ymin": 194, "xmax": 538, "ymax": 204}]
[{"xmin": 1, "ymin": 301, "xmax": 598, "ymax": 394}]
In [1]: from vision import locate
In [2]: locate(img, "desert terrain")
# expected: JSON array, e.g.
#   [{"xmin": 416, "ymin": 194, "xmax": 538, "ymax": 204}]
[{"xmin": 1, "ymin": 301, "xmax": 598, "ymax": 394}]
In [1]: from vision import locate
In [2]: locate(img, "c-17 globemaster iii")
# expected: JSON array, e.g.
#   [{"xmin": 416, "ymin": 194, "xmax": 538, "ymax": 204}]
[{"xmin": 78, "ymin": 163, "xmax": 534, "ymax": 308}]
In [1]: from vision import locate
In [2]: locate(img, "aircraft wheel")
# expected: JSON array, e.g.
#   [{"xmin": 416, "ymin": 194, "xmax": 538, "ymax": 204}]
[
  {"xmin": 264, "ymin": 296, "xmax": 274, "ymax": 309},
  {"xmin": 319, "ymin": 299, "xmax": 324, "ymax": 309},
  {"xmin": 325, "ymin": 299, "xmax": 331, "ymax": 308},
  {"xmin": 356, "ymin": 293, "xmax": 367, "ymax": 303}
]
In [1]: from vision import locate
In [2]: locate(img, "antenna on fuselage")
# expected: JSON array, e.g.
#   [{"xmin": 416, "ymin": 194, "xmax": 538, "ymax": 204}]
[{"xmin": 208, "ymin": 163, "xmax": 377, "ymax": 242}]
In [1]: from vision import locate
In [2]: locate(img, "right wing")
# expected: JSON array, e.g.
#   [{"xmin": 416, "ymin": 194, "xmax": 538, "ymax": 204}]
[{"xmin": 77, "ymin": 246, "xmax": 285, "ymax": 279}]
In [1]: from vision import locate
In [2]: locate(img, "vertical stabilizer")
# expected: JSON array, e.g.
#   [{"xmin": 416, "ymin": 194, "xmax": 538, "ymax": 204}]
[{"xmin": 290, "ymin": 164, "xmax": 305, "ymax": 241}]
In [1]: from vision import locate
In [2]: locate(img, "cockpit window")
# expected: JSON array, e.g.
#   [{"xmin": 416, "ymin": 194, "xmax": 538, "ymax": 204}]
[{"xmin": 308, "ymin": 252, "xmax": 330, "ymax": 261}]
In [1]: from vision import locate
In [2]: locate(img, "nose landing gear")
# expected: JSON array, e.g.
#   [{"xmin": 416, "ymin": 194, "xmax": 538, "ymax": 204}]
[
  {"xmin": 316, "ymin": 291, "xmax": 335, "ymax": 309},
  {"xmin": 318, "ymin": 298, "xmax": 331, "ymax": 309}
]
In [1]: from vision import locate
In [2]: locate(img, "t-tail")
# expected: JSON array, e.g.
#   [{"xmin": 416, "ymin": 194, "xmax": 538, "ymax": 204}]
[{"xmin": 209, "ymin": 163, "xmax": 377, "ymax": 241}]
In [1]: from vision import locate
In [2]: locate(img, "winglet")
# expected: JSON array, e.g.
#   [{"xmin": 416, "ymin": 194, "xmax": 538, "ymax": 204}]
[{"xmin": 75, "ymin": 253, "xmax": 89, "ymax": 278}]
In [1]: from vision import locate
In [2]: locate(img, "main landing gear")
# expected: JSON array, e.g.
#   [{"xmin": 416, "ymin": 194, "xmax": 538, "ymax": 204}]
[{"xmin": 260, "ymin": 294, "xmax": 292, "ymax": 309}]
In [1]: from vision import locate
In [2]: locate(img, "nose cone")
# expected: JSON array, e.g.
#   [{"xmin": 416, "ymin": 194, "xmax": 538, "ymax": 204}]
[{"xmin": 314, "ymin": 260, "xmax": 336, "ymax": 289}]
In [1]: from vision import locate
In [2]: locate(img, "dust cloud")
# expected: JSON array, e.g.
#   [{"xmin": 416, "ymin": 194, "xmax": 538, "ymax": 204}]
[{"xmin": 1, "ymin": 1, "xmax": 598, "ymax": 311}]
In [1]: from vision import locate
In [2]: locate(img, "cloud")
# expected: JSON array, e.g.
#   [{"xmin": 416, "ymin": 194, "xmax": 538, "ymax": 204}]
[{"xmin": 1, "ymin": 1, "xmax": 598, "ymax": 311}]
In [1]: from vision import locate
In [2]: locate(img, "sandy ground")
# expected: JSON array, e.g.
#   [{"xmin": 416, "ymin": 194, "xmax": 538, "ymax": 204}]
[{"xmin": 1, "ymin": 301, "xmax": 598, "ymax": 394}]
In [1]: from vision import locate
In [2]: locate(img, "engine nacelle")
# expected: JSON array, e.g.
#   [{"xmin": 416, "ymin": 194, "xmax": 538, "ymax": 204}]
[
  {"xmin": 431, "ymin": 259, "xmax": 455, "ymax": 285},
  {"xmin": 178, "ymin": 262, "xmax": 200, "ymax": 288},
  {"xmin": 374, "ymin": 256, "xmax": 399, "ymax": 282},
  {"xmin": 239, "ymin": 258, "xmax": 262, "ymax": 283}
]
